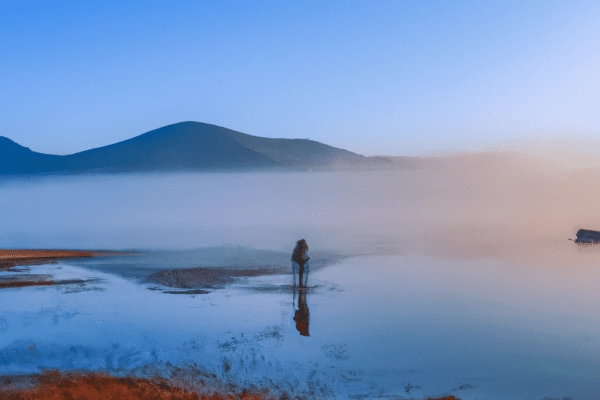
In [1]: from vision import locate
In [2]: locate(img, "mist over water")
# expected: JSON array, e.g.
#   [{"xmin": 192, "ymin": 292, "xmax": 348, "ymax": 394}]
[
  {"xmin": 1, "ymin": 169, "xmax": 417, "ymax": 251},
  {"xmin": 2, "ymin": 150, "xmax": 600, "ymax": 265}
]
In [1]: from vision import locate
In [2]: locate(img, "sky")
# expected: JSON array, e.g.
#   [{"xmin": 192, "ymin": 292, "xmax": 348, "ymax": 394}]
[{"xmin": 1, "ymin": 0, "xmax": 599, "ymax": 157}]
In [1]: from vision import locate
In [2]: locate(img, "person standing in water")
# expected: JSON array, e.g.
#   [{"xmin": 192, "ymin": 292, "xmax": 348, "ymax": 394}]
[{"xmin": 291, "ymin": 239, "xmax": 310, "ymax": 288}]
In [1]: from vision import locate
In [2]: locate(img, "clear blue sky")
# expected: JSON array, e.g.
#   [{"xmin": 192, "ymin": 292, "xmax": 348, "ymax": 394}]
[{"xmin": 1, "ymin": 0, "xmax": 599, "ymax": 156}]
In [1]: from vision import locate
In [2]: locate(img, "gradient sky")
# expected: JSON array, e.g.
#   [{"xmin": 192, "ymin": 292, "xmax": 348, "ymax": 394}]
[{"xmin": 1, "ymin": 0, "xmax": 599, "ymax": 156}]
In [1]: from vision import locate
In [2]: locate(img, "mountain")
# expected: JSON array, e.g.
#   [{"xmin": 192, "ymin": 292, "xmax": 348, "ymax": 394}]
[
  {"xmin": 0, "ymin": 122, "xmax": 366, "ymax": 175},
  {"xmin": 0, "ymin": 136, "xmax": 66, "ymax": 174}
]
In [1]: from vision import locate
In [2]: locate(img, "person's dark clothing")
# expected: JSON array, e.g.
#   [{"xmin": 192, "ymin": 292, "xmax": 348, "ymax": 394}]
[{"xmin": 292, "ymin": 242, "xmax": 310, "ymax": 287}]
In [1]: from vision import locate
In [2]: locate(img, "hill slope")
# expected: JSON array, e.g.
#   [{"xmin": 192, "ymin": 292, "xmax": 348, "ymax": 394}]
[
  {"xmin": 0, "ymin": 122, "xmax": 366, "ymax": 175},
  {"xmin": 0, "ymin": 137, "xmax": 66, "ymax": 174}
]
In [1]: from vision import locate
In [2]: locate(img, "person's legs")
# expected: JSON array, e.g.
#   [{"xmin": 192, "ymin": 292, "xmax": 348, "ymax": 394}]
[
  {"xmin": 298, "ymin": 265, "xmax": 305, "ymax": 288},
  {"xmin": 292, "ymin": 261, "xmax": 299, "ymax": 287},
  {"xmin": 302, "ymin": 261, "xmax": 309, "ymax": 287}
]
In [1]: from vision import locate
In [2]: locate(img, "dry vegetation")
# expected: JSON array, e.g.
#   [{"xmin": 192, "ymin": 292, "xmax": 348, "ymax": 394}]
[
  {"xmin": 0, "ymin": 370, "xmax": 460, "ymax": 400},
  {"xmin": 0, "ymin": 370, "xmax": 270, "ymax": 400},
  {"xmin": 0, "ymin": 250, "xmax": 130, "ymax": 289},
  {"xmin": 0, "ymin": 250, "xmax": 95, "ymax": 271}
]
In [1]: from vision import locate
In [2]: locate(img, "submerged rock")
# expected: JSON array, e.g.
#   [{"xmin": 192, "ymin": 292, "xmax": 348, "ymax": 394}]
[{"xmin": 575, "ymin": 229, "xmax": 600, "ymax": 243}]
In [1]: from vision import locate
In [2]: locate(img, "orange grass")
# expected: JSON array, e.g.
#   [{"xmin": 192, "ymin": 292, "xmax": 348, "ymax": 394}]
[
  {"xmin": 0, "ymin": 370, "xmax": 461, "ymax": 400},
  {"xmin": 0, "ymin": 250, "xmax": 95, "ymax": 260},
  {"xmin": 0, "ymin": 250, "xmax": 95, "ymax": 271},
  {"xmin": 0, "ymin": 370, "xmax": 274, "ymax": 400}
]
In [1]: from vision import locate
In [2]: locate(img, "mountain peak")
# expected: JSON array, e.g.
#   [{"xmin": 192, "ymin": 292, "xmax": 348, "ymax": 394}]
[{"xmin": 0, "ymin": 122, "xmax": 366, "ymax": 175}]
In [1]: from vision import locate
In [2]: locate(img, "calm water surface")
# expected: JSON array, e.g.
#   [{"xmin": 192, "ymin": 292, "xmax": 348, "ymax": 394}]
[{"xmin": 2, "ymin": 250, "xmax": 600, "ymax": 399}]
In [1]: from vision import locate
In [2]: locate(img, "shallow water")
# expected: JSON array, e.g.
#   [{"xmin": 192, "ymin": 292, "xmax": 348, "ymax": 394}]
[{"xmin": 2, "ymin": 250, "xmax": 600, "ymax": 399}]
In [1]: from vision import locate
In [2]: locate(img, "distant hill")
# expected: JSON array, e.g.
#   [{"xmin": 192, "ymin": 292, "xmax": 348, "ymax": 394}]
[
  {"xmin": 0, "ymin": 136, "xmax": 66, "ymax": 174},
  {"xmin": 0, "ymin": 122, "xmax": 367, "ymax": 176}
]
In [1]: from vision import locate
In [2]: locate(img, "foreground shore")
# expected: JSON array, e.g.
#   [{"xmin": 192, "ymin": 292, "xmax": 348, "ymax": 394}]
[{"xmin": 0, "ymin": 370, "xmax": 460, "ymax": 400}]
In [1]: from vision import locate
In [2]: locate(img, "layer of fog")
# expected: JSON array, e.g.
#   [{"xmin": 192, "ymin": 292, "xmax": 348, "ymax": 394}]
[{"xmin": 2, "ymin": 149, "xmax": 600, "ymax": 266}]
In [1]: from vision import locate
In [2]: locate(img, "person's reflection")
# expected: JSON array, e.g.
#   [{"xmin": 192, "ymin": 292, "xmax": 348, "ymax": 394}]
[{"xmin": 293, "ymin": 287, "xmax": 310, "ymax": 336}]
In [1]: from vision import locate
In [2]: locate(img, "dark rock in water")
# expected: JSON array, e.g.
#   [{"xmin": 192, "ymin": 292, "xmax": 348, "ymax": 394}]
[{"xmin": 575, "ymin": 229, "xmax": 600, "ymax": 243}]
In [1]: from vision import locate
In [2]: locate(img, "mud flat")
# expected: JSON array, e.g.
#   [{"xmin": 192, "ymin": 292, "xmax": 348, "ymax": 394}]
[{"xmin": 148, "ymin": 266, "xmax": 288, "ymax": 289}]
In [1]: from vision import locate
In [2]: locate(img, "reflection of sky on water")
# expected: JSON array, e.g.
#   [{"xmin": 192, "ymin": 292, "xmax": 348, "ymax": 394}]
[{"xmin": 2, "ymin": 253, "xmax": 600, "ymax": 399}]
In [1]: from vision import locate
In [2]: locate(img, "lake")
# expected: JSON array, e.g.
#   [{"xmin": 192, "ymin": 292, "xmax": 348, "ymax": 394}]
[
  {"xmin": 2, "ymin": 160, "xmax": 600, "ymax": 399},
  {"xmin": 2, "ymin": 248, "xmax": 600, "ymax": 399}
]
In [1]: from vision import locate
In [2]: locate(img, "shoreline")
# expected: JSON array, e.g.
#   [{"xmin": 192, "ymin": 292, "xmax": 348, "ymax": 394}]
[
  {"xmin": 0, "ymin": 250, "xmax": 132, "ymax": 288},
  {"xmin": 1, "ymin": 249, "xmax": 98, "ymax": 270}
]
